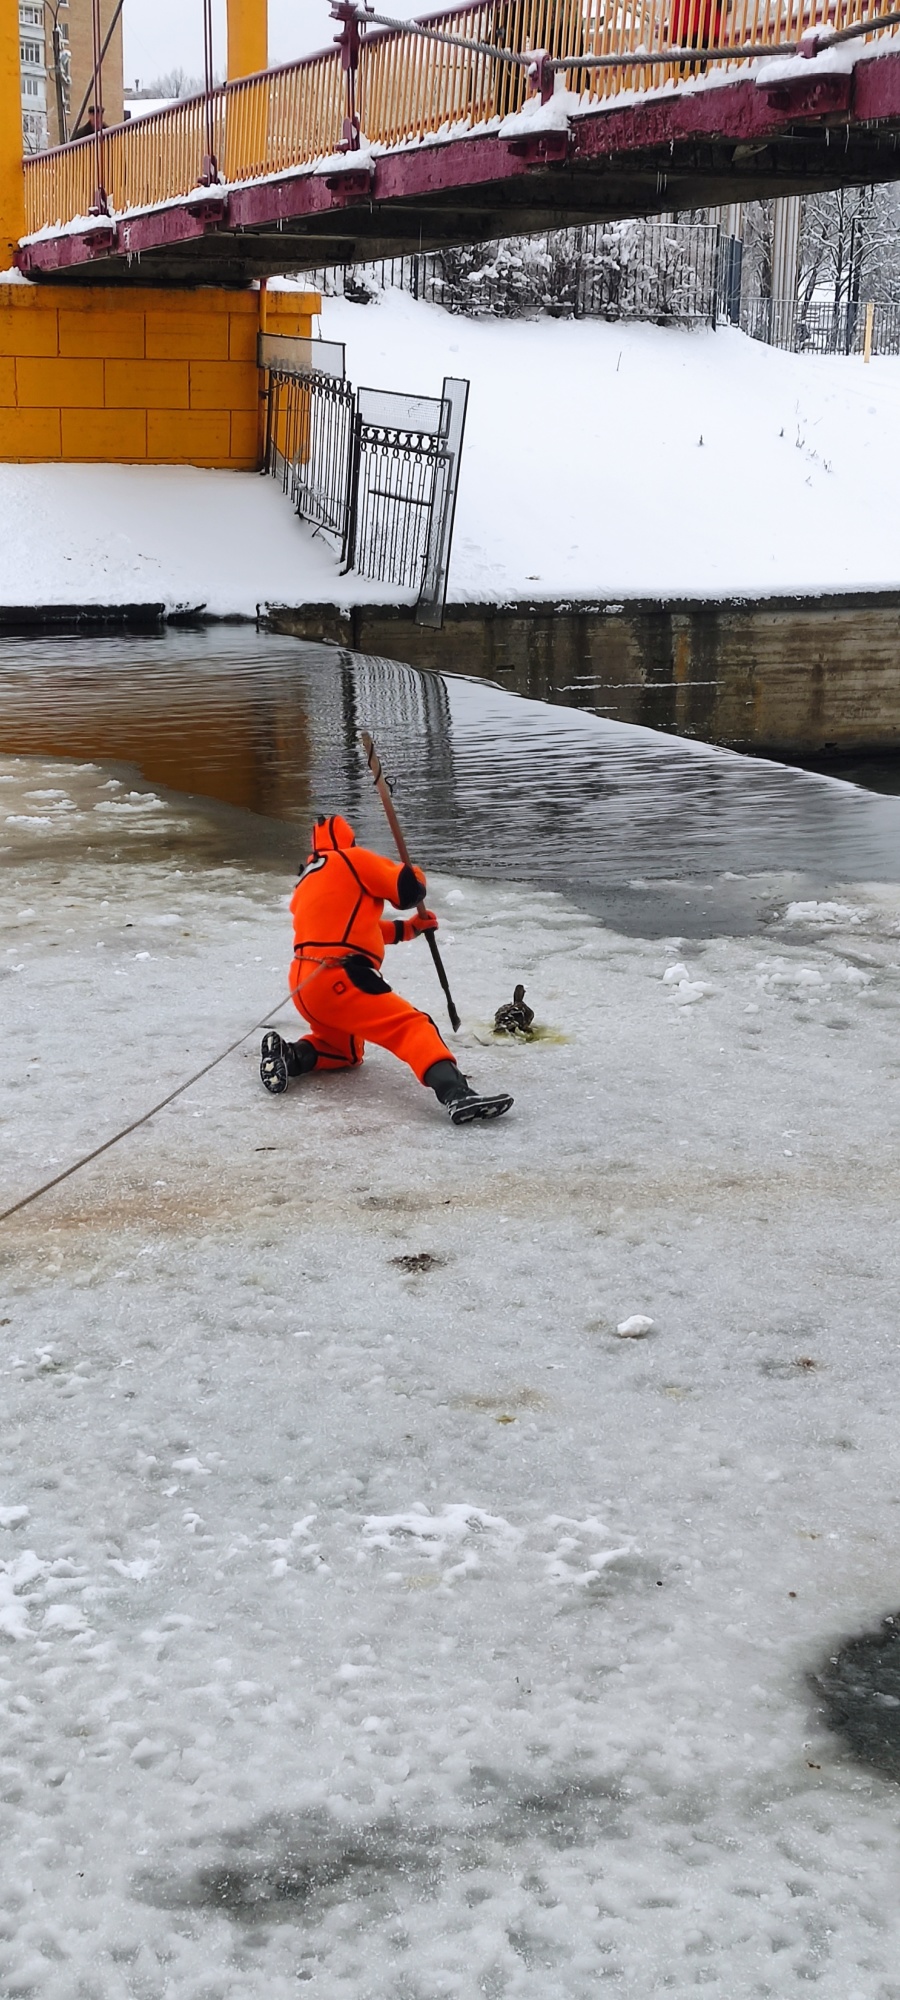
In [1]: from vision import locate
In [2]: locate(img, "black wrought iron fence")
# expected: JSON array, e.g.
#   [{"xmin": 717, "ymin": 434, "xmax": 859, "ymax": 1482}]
[
  {"xmin": 742, "ymin": 296, "xmax": 900, "ymax": 356},
  {"xmin": 309, "ymin": 220, "xmax": 722, "ymax": 326},
  {"xmin": 570, "ymin": 222, "xmax": 720, "ymax": 324},
  {"xmin": 260, "ymin": 336, "xmax": 468, "ymax": 627}
]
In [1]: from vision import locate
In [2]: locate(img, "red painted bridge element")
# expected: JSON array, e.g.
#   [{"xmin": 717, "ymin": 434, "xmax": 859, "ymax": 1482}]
[{"xmin": 16, "ymin": 4, "xmax": 900, "ymax": 287}]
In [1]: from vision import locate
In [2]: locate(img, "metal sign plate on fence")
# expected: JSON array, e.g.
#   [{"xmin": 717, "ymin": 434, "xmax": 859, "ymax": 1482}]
[
  {"xmin": 356, "ymin": 386, "xmax": 447, "ymax": 434},
  {"xmin": 258, "ymin": 333, "xmax": 346, "ymax": 379}
]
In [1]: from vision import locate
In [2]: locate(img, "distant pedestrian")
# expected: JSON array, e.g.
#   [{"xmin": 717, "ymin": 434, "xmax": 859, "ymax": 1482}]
[{"xmin": 72, "ymin": 105, "xmax": 105, "ymax": 141}]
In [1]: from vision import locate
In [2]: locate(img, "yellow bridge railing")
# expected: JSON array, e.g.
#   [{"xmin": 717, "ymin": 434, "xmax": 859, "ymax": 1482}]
[{"xmin": 21, "ymin": 0, "xmax": 899, "ymax": 237}]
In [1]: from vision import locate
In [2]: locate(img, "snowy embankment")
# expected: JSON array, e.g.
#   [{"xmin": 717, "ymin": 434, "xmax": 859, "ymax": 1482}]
[
  {"xmin": 3, "ymin": 753, "xmax": 900, "ymax": 1994},
  {"xmin": 3, "ymin": 287, "xmax": 900, "ymax": 615}
]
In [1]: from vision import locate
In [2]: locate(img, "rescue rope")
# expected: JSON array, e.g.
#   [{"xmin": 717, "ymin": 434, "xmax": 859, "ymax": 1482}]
[
  {"xmin": 0, "ymin": 925, "xmax": 437, "ymax": 1229},
  {"xmin": 0, "ymin": 991, "xmax": 298, "ymax": 1228}
]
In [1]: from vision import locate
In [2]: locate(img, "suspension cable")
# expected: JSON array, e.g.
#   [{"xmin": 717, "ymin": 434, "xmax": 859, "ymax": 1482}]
[
  {"xmin": 90, "ymin": 0, "xmax": 106, "ymax": 208},
  {"xmin": 202, "ymin": 0, "xmax": 218, "ymax": 181}
]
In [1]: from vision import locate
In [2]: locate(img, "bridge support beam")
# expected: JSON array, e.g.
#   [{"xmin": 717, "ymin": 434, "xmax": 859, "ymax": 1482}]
[
  {"xmin": 227, "ymin": 0, "xmax": 268, "ymax": 81},
  {"xmin": 0, "ymin": 0, "xmax": 25, "ymax": 267}
]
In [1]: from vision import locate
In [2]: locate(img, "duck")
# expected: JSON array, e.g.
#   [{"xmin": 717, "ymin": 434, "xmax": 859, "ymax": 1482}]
[{"xmin": 493, "ymin": 984, "xmax": 534, "ymax": 1036}]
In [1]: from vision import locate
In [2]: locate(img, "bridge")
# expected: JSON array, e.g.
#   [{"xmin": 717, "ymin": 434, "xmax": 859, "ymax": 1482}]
[{"xmin": 13, "ymin": 0, "xmax": 900, "ymax": 288}]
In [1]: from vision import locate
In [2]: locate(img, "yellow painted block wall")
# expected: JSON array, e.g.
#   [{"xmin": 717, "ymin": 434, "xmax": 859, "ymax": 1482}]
[{"xmin": 0, "ymin": 286, "xmax": 321, "ymax": 468}]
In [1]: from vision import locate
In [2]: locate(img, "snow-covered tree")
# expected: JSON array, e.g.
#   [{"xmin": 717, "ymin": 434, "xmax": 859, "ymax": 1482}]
[
  {"xmin": 798, "ymin": 185, "xmax": 900, "ymax": 306},
  {"xmin": 738, "ymin": 188, "xmax": 900, "ymax": 308}
]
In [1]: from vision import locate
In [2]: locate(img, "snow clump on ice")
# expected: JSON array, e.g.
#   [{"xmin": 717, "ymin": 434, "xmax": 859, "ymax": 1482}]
[
  {"xmin": 662, "ymin": 960, "xmax": 715, "ymax": 1003},
  {"xmin": 616, "ymin": 1314, "xmax": 656, "ymax": 1339},
  {"xmin": 783, "ymin": 900, "xmax": 866, "ymax": 925}
]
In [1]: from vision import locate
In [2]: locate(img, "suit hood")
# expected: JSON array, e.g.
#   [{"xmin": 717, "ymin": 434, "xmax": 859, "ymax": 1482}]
[{"xmin": 310, "ymin": 813, "xmax": 356, "ymax": 854}]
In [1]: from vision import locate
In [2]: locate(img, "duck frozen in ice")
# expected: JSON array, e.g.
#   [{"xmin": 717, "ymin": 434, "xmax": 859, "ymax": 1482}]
[{"xmin": 493, "ymin": 984, "xmax": 535, "ymax": 1036}]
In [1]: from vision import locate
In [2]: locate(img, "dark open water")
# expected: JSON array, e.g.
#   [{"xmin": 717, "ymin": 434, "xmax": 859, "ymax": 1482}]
[{"xmin": 1, "ymin": 625, "xmax": 899, "ymax": 935}]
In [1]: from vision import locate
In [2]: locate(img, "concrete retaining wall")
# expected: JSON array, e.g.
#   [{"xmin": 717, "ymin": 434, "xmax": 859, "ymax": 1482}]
[{"xmin": 265, "ymin": 592, "xmax": 900, "ymax": 757}]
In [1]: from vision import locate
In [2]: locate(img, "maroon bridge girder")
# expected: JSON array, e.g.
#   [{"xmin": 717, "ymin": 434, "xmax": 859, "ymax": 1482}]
[{"xmin": 16, "ymin": 46, "xmax": 900, "ymax": 286}]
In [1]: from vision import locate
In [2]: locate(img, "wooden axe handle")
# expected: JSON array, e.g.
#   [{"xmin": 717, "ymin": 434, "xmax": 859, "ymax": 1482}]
[{"xmin": 359, "ymin": 731, "xmax": 461, "ymax": 1034}]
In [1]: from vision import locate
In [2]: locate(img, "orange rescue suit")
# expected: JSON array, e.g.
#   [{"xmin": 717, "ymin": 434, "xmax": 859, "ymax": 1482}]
[{"xmin": 288, "ymin": 813, "xmax": 453, "ymax": 1083}]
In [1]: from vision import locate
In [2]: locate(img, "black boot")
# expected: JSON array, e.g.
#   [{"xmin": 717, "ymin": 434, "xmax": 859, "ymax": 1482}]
[
  {"xmin": 260, "ymin": 1031, "xmax": 317, "ymax": 1096},
  {"xmin": 423, "ymin": 1059, "xmax": 514, "ymax": 1126}
]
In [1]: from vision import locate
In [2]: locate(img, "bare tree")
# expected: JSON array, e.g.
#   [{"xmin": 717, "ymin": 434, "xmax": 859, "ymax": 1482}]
[{"xmin": 131, "ymin": 69, "xmax": 207, "ymax": 101}]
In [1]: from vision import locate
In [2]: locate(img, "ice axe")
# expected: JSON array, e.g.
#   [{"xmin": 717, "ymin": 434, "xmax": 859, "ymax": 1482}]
[{"xmin": 359, "ymin": 731, "xmax": 461, "ymax": 1033}]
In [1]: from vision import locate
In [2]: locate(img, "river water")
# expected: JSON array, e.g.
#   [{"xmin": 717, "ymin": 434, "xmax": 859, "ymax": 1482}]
[{"xmin": 1, "ymin": 624, "xmax": 899, "ymax": 935}]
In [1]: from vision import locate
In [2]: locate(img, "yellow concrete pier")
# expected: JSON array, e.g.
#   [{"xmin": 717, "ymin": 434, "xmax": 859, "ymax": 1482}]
[
  {"xmin": 0, "ymin": 0, "xmax": 25, "ymax": 267},
  {"xmin": 0, "ymin": 285, "xmax": 319, "ymax": 467},
  {"xmin": 0, "ymin": 1, "xmax": 320, "ymax": 470}
]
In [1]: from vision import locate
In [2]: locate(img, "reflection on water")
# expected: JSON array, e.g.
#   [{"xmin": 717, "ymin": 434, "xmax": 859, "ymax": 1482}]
[{"xmin": 1, "ymin": 626, "xmax": 899, "ymax": 931}]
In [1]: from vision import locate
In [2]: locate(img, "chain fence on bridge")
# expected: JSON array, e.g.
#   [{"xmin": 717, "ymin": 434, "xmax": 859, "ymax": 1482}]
[{"xmin": 259, "ymin": 335, "xmax": 469, "ymax": 628}]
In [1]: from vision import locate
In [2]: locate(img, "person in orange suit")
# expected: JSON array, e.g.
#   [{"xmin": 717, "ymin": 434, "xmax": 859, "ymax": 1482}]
[{"xmin": 260, "ymin": 813, "xmax": 513, "ymax": 1125}]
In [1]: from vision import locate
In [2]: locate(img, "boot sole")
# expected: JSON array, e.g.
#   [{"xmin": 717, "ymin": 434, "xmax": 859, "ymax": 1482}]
[
  {"xmin": 449, "ymin": 1093, "xmax": 514, "ymax": 1125},
  {"xmin": 260, "ymin": 1030, "xmax": 289, "ymax": 1096}
]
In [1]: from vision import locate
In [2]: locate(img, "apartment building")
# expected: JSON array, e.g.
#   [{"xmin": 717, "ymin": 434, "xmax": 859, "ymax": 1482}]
[
  {"xmin": 20, "ymin": 0, "xmax": 123, "ymax": 151},
  {"xmin": 19, "ymin": 2, "xmax": 49, "ymax": 152}
]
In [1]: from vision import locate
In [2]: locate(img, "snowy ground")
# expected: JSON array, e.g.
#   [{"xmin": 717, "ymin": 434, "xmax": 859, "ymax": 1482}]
[
  {"xmin": 3, "ymin": 750, "xmax": 900, "ymax": 1996},
  {"xmin": 4, "ymin": 285, "xmax": 900, "ymax": 615}
]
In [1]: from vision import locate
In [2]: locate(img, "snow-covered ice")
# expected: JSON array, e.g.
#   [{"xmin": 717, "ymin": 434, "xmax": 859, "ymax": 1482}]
[
  {"xmin": 3, "ymin": 746, "xmax": 900, "ymax": 1994},
  {"xmin": 5, "ymin": 285, "xmax": 900, "ymax": 613}
]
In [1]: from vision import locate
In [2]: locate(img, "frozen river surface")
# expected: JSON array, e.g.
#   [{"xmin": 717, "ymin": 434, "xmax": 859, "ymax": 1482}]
[{"xmin": 2, "ymin": 635, "xmax": 900, "ymax": 1998}]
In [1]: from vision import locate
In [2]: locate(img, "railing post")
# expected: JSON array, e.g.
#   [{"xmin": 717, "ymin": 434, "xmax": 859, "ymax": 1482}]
[
  {"xmin": 525, "ymin": 51, "xmax": 554, "ymax": 106},
  {"xmin": 330, "ymin": 1, "xmax": 362, "ymax": 152},
  {"xmin": 342, "ymin": 402, "xmax": 363, "ymax": 572}
]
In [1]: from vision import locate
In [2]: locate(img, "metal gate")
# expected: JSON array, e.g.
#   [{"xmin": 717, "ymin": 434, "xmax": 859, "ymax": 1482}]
[
  {"xmin": 261, "ymin": 333, "xmax": 354, "ymax": 545},
  {"xmin": 260, "ymin": 335, "xmax": 468, "ymax": 627}
]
